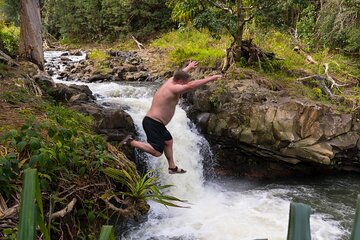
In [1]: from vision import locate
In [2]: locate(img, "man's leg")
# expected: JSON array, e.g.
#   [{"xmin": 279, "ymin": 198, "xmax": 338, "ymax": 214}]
[
  {"xmin": 164, "ymin": 139, "xmax": 176, "ymax": 169},
  {"xmin": 130, "ymin": 140, "xmax": 162, "ymax": 157}
]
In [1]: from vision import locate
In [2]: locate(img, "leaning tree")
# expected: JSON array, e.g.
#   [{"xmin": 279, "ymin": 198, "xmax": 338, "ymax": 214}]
[
  {"xmin": 167, "ymin": 0, "xmax": 278, "ymax": 70},
  {"xmin": 19, "ymin": 0, "xmax": 44, "ymax": 70}
]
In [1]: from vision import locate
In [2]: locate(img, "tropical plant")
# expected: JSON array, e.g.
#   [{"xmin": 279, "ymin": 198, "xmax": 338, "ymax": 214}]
[
  {"xmin": 103, "ymin": 167, "xmax": 187, "ymax": 208},
  {"xmin": 99, "ymin": 225, "xmax": 115, "ymax": 240},
  {"xmin": 18, "ymin": 168, "xmax": 50, "ymax": 240},
  {"xmin": 0, "ymin": 106, "xmax": 111, "ymax": 197}
]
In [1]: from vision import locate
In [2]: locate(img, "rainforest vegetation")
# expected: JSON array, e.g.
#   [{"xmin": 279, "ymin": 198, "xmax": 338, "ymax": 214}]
[{"xmin": 0, "ymin": 0, "xmax": 359, "ymax": 239}]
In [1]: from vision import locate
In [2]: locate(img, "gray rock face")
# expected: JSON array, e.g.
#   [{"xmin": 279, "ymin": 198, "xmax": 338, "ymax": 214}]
[
  {"xmin": 187, "ymin": 77, "xmax": 360, "ymax": 175},
  {"xmin": 70, "ymin": 103, "xmax": 135, "ymax": 143}
]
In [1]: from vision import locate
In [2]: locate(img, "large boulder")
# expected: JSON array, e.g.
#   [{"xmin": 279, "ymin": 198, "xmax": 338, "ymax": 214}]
[
  {"xmin": 49, "ymin": 83, "xmax": 95, "ymax": 102},
  {"xmin": 186, "ymin": 75, "xmax": 360, "ymax": 176},
  {"xmin": 69, "ymin": 102, "xmax": 135, "ymax": 143}
]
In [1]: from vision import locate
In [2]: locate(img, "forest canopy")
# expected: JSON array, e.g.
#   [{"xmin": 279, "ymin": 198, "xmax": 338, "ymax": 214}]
[{"xmin": 0, "ymin": 0, "xmax": 359, "ymax": 52}]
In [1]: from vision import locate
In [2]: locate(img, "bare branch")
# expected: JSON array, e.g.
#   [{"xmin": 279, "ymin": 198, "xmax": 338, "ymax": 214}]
[
  {"xmin": 212, "ymin": 1, "xmax": 233, "ymax": 14},
  {"xmin": 297, "ymin": 75, "xmax": 334, "ymax": 98},
  {"xmin": 131, "ymin": 35, "xmax": 145, "ymax": 50},
  {"xmin": 323, "ymin": 63, "xmax": 347, "ymax": 89}
]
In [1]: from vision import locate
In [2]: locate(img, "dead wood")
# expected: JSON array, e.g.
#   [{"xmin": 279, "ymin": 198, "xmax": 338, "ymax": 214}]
[
  {"xmin": 222, "ymin": 40, "xmax": 276, "ymax": 72},
  {"xmin": 323, "ymin": 63, "xmax": 347, "ymax": 89},
  {"xmin": 0, "ymin": 50, "xmax": 19, "ymax": 67},
  {"xmin": 51, "ymin": 198, "xmax": 77, "ymax": 219},
  {"xmin": 131, "ymin": 35, "xmax": 145, "ymax": 50},
  {"xmin": 297, "ymin": 75, "xmax": 334, "ymax": 98}
]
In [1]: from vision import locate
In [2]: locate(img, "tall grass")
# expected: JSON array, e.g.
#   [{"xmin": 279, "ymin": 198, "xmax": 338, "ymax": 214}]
[
  {"xmin": 151, "ymin": 28, "xmax": 231, "ymax": 66},
  {"xmin": 18, "ymin": 169, "xmax": 50, "ymax": 240}
]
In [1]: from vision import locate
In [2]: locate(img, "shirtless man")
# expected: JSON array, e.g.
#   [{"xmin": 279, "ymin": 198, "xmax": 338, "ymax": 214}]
[{"xmin": 123, "ymin": 61, "xmax": 222, "ymax": 174}]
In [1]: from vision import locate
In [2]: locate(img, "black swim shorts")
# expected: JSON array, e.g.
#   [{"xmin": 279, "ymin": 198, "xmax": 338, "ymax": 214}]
[{"xmin": 142, "ymin": 116, "xmax": 172, "ymax": 154}]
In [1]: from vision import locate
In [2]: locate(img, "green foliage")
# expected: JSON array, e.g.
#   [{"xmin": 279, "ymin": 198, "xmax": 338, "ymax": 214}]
[
  {"xmin": 0, "ymin": 86, "xmax": 37, "ymax": 105},
  {"xmin": 346, "ymin": 26, "xmax": 360, "ymax": 52},
  {"xmin": 43, "ymin": 0, "xmax": 173, "ymax": 42},
  {"xmin": 103, "ymin": 167, "xmax": 187, "ymax": 208},
  {"xmin": 0, "ymin": 21, "xmax": 19, "ymax": 55},
  {"xmin": 151, "ymin": 28, "xmax": 230, "ymax": 66},
  {"xmin": 88, "ymin": 50, "xmax": 108, "ymax": 62},
  {"xmin": 314, "ymin": 0, "xmax": 360, "ymax": 51},
  {"xmin": 18, "ymin": 169, "xmax": 50, "ymax": 240},
  {"xmin": 88, "ymin": 49, "xmax": 110, "ymax": 74},
  {"xmin": 0, "ymin": 0, "xmax": 19, "ymax": 25},
  {"xmin": 99, "ymin": 225, "xmax": 115, "ymax": 240},
  {"xmin": 0, "ymin": 105, "xmax": 111, "ymax": 197},
  {"xmin": 296, "ymin": 4, "xmax": 316, "ymax": 48},
  {"xmin": 254, "ymin": 31, "xmax": 307, "ymax": 72}
]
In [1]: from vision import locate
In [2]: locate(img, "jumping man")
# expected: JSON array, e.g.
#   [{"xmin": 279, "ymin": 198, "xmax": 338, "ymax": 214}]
[{"xmin": 122, "ymin": 61, "xmax": 222, "ymax": 174}]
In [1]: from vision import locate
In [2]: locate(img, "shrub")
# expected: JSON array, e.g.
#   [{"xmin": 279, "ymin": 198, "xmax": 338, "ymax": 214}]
[{"xmin": 0, "ymin": 21, "xmax": 19, "ymax": 55}]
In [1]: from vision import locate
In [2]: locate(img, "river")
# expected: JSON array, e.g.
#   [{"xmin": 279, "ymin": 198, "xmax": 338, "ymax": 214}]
[{"xmin": 44, "ymin": 51, "xmax": 359, "ymax": 240}]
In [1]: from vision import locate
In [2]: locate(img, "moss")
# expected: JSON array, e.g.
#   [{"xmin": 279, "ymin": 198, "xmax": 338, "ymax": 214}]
[{"xmin": 88, "ymin": 50, "xmax": 110, "ymax": 74}]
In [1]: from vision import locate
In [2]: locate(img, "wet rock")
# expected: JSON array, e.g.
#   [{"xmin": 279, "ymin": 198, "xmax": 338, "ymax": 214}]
[
  {"xmin": 186, "ymin": 78, "xmax": 360, "ymax": 175},
  {"xmin": 69, "ymin": 103, "xmax": 135, "ymax": 143},
  {"xmin": 88, "ymin": 74, "xmax": 111, "ymax": 82},
  {"xmin": 49, "ymin": 83, "xmax": 94, "ymax": 102}
]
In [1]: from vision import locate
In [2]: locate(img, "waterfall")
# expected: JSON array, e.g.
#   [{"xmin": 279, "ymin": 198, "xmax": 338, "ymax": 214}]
[{"xmin": 44, "ymin": 51, "xmax": 346, "ymax": 240}]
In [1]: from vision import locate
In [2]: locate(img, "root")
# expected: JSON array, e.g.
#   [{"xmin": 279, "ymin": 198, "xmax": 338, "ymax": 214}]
[
  {"xmin": 0, "ymin": 50, "xmax": 18, "ymax": 67},
  {"xmin": 51, "ymin": 198, "xmax": 77, "ymax": 219}
]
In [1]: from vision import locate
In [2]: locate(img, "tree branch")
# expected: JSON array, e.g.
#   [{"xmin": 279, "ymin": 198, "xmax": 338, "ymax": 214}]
[
  {"xmin": 212, "ymin": 1, "xmax": 233, "ymax": 14},
  {"xmin": 131, "ymin": 35, "xmax": 144, "ymax": 50},
  {"xmin": 323, "ymin": 63, "xmax": 347, "ymax": 89}
]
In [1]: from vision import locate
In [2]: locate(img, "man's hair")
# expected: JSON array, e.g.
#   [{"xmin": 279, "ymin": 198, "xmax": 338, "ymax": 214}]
[{"xmin": 173, "ymin": 70, "xmax": 191, "ymax": 81}]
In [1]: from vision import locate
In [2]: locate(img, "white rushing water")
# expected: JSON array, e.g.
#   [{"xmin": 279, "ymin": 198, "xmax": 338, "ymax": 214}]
[{"xmin": 45, "ymin": 51, "xmax": 346, "ymax": 240}]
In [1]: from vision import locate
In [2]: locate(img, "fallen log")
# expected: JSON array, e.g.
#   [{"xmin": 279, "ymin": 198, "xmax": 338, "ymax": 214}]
[
  {"xmin": 0, "ymin": 50, "xmax": 19, "ymax": 67},
  {"xmin": 297, "ymin": 75, "xmax": 334, "ymax": 98}
]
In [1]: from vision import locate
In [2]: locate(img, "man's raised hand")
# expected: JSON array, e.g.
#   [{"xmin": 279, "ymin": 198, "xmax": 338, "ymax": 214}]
[{"xmin": 183, "ymin": 61, "xmax": 198, "ymax": 72}]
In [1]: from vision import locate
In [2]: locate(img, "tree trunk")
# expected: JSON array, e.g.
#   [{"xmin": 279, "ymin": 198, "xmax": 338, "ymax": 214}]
[
  {"xmin": 19, "ymin": 0, "xmax": 44, "ymax": 70},
  {"xmin": 235, "ymin": 0, "xmax": 244, "ymax": 47}
]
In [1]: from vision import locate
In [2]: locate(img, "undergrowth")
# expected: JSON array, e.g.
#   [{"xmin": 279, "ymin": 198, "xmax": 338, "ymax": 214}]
[
  {"xmin": 0, "ymin": 21, "xmax": 19, "ymax": 55},
  {"xmin": 151, "ymin": 28, "xmax": 230, "ymax": 67}
]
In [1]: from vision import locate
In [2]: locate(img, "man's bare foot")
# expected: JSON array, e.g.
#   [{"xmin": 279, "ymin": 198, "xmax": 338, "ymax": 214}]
[{"xmin": 168, "ymin": 166, "xmax": 186, "ymax": 174}]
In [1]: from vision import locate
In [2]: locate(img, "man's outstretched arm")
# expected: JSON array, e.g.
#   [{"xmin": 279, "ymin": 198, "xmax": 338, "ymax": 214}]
[{"xmin": 171, "ymin": 74, "xmax": 223, "ymax": 94}]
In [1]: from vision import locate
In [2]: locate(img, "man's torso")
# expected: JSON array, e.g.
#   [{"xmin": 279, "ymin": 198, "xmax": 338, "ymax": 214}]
[{"xmin": 146, "ymin": 79, "xmax": 181, "ymax": 125}]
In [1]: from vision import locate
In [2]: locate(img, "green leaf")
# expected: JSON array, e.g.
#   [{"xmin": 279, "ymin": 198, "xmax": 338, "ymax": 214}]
[
  {"xmin": 0, "ymin": 129, "xmax": 18, "ymax": 142},
  {"xmin": 47, "ymin": 127, "xmax": 57, "ymax": 137},
  {"xmin": 16, "ymin": 141, "xmax": 27, "ymax": 152},
  {"xmin": 78, "ymin": 166, "xmax": 86, "ymax": 175},
  {"xmin": 29, "ymin": 137, "xmax": 41, "ymax": 151},
  {"xmin": 18, "ymin": 169, "xmax": 50, "ymax": 240},
  {"xmin": 18, "ymin": 169, "xmax": 37, "ymax": 240},
  {"xmin": 87, "ymin": 211, "xmax": 96, "ymax": 223},
  {"xmin": 99, "ymin": 225, "xmax": 115, "ymax": 240}
]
